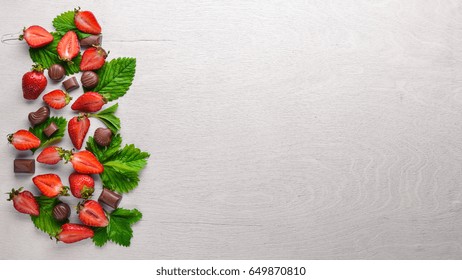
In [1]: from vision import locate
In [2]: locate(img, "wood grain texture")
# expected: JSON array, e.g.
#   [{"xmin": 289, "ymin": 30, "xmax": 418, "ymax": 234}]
[{"xmin": 1, "ymin": 0, "xmax": 462, "ymax": 259}]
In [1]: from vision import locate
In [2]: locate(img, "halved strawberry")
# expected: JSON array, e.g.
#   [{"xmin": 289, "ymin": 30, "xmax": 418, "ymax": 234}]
[
  {"xmin": 70, "ymin": 150, "xmax": 104, "ymax": 174},
  {"xmin": 7, "ymin": 130, "xmax": 41, "ymax": 151},
  {"xmin": 37, "ymin": 146, "xmax": 63, "ymax": 165},
  {"xmin": 69, "ymin": 172, "xmax": 94, "ymax": 198},
  {"xmin": 71, "ymin": 92, "xmax": 106, "ymax": 112},
  {"xmin": 20, "ymin": 25, "xmax": 53, "ymax": 48},
  {"xmin": 7, "ymin": 188, "xmax": 40, "ymax": 216},
  {"xmin": 74, "ymin": 10, "xmax": 102, "ymax": 35},
  {"xmin": 78, "ymin": 200, "xmax": 108, "ymax": 227},
  {"xmin": 80, "ymin": 47, "xmax": 107, "ymax": 71},
  {"xmin": 57, "ymin": 223, "xmax": 94, "ymax": 244},
  {"xmin": 68, "ymin": 115, "xmax": 90, "ymax": 150},
  {"xmin": 32, "ymin": 174, "xmax": 69, "ymax": 198},
  {"xmin": 43, "ymin": 89, "xmax": 72, "ymax": 110},
  {"xmin": 57, "ymin": 31, "xmax": 80, "ymax": 61}
]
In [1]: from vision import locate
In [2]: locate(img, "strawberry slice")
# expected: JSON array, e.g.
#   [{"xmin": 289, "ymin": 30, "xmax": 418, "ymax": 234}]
[
  {"xmin": 69, "ymin": 172, "xmax": 94, "ymax": 198},
  {"xmin": 78, "ymin": 200, "xmax": 108, "ymax": 227},
  {"xmin": 37, "ymin": 146, "xmax": 63, "ymax": 165},
  {"xmin": 70, "ymin": 150, "xmax": 104, "ymax": 174},
  {"xmin": 71, "ymin": 92, "xmax": 106, "ymax": 112},
  {"xmin": 7, "ymin": 188, "xmax": 40, "ymax": 216},
  {"xmin": 80, "ymin": 47, "xmax": 107, "ymax": 71},
  {"xmin": 57, "ymin": 223, "xmax": 94, "ymax": 244},
  {"xmin": 20, "ymin": 25, "xmax": 53, "ymax": 48},
  {"xmin": 68, "ymin": 115, "xmax": 90, "ymax": 150},
  {"xmin": 74, "ymin": 10, "xmax": 102, "ymax": 35},
  {"xmin": 32, "ymin": 174, "xmax": 69, "ymax": 198},
  {"xmin": 43, "ymin": 89, "xmax": 72, "ymax": 110},
  {"xmin": 57, "ymin": 31, "xmax": 80, "ymax": 61},
  {"xmin": 7, "ymin": 130, "xmax": 41, "ymax": 151}
]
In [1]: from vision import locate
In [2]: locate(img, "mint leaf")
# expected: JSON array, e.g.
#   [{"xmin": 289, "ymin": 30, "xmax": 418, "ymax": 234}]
[
  {"xmin": 91, "ymin": 103, "xmax": 121, "ymax": 133},
  {"xmin": 91, "ymin": 58, "xmax": 136, "ymax": 101},
  {"xmin": 53, "ymin": 10, "xmax": 91, "ymax": 39},
  {"xmin": 29, "ymin": 32, "xmax": 81, "ymax": 75},
  {"xmin": 29, "ymin": 116, "xmax": 67, "ymax": 153},
  {"xmin": 31, "ymin": 196, "xmax": 66, "ymax": 236},
  {"xmin": 92, "ymin": 226, "xmax": 109, "ymax": 247}
]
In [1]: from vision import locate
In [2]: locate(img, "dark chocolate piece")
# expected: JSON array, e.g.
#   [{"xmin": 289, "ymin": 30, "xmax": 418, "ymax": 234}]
[
  {"xmin": 52, "ymin": 203, "xmax": 70, "ymax": 221},
  {"xmin": 62, "ymin": 77, "xmax": 79, "ymax": 92},
  {"xmin": 48, "ymin": 64, "xmax": 65, "ymax": 81},
  {"xmin": 28, "ymin": 106, "xmax": 50, "ymax": 127},
  {"xmin": 81, "ymin": 71, "xmax": 99, "ymax": 89},
  {"xmin": 94, "ymin": 127, "xmax": 112, "ymax": 147},
  {"xmin": 98, "ymin": 188, "xmax": 122, "ymax": 209},
  {"xmin": 43, "ymin": 122, "xmax": 58, "ymax": 137},
  {"xmin": 79, "ymin": 34, "xmax": 103, "ymax": 47},
  {"xmin": 14, "ymin": 159, "xmax": 35, "ymax": 174}
]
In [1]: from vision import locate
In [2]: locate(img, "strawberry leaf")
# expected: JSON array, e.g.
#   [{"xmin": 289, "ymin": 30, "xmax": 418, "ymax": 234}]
[
  {"xmin": 91, "ymin": 103, "xmax": 121, "ymax": 133},
  {"xmin": 52, "ymin": 10, "xmax": 91, "ymax": 39},
  {"xmin": 90, "ymin": 58, "xmax": 136, "ymax": 101},
  {"xmin": 86, "ymin": 134, "xmax": 122, "ymax": 162},
  {"xmin": 92, "ymin": 226, "xmax": 109, "ymax": 247},
  {"xmin": 29, "ymin": 116, "xmax": 67, "ymax": 153},
  {"xmin": 29, "ymin": 32, "xmax": 82, "ymax": 75},
  {"xmin": 31, "ymin": 196, "xmax": 66, "ymax": 236}
]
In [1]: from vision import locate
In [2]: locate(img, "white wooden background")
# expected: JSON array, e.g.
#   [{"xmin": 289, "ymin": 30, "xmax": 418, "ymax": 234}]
[{"xmin": 1, "ymin": 0, "xmax": 462, "ymax": 259}]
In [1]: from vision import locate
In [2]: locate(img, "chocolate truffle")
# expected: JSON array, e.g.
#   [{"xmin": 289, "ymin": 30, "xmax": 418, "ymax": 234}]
[
  {"xmin": 43, "ymin": 122, "xmax": 58, "ymax": 137},
  {"xmin": 48, "ymin": 64, "xmax": 65, "ymax": 81},
  {"xmin": 98, "ymin": 188, "xmax": 122, "ymax": 209},
  {"xmin": 94, "ymin": 128, "xmax": 112, "ymax": 147},
  {"xmin": 79, "ymin": 34, "xmax": 103, "ymax": 47},
  {"xmin": 52, "ymin": 203, "xmax": 70, "ymax": 221},
  {"xmin": 81, "ymin": 71, "xmax": 99, "ymax": 89},
  {"xmin": 28, "ymin": 106, "xmax": 50, "ymax": 127},
  {"xmin": 14, "ymin": 159, "xmax": 35, "ymax": 174},
  {"xmin": 62, "ymin": 77, "xmax": 79, "ymax": 92}
]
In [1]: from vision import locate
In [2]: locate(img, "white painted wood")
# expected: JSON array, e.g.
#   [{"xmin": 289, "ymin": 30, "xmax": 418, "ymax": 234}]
[{"xmin": 1, "ymin": 0, "xmax": 462, "ymax": 259}]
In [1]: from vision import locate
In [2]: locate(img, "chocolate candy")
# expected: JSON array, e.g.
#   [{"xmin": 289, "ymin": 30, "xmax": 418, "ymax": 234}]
[
  {"xmin": 81, "ymin": 71, "xmax": 99, "ymax": 89},
  {"xmin": 43, "ymin": 122, "xmax": 58, "ymax": 137},
  {"xmin": 62, "ymin": 77, "xmax": 79, "ymax": 92},
  {"xmin": 14, "ymin": 159, "xmax": 35, "ymax": 174},
  {"xmin": 48, "ymin": 64, "xmax": 65, "ymax": 81},
  {"xmin": 79, "ymin": 34, "xmax": 103, "ymax": 47},
  {"xmin": 28, "ymin": 106, "xmax": 50, "ymax": 126},
  {"xmin": 52, "ymin": 203, "xmax": 70, "ymax": 221},
  {"xmin": 98, "ymin": 188, "xmax": 122, "ymax": 209},
  {"xmin": 94, "ymin": 128, "xmax": 112, "ymax": 146}
]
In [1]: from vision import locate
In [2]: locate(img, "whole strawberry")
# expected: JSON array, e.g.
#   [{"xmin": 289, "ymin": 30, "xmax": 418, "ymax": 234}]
[
  {"xmin": 7, "ymin": 129, "xmax": 41, "ymax": 151},
  {"xmin": 43, "ymin": 89, "xmax": 72, "ymax": 110},
  {"xmin": 32, "ymin": 174, "xmax": 69, "ymax": 198},
  {"xmin": 69, "ymin": 150, "xmax": 104, "ymax": 174},
  {"xmin": 20, "ymin": 25, "xmax": 54, "ymax": 48},
  {"xmin": 57, "ymin": 223, "xmax": 94, "ymax": 243},
  {"xmin": 71, "ymin": 92, "xmax": 106, "ymax": 112},
  {"xmin": 74, "ymin": 9, "xmax": 101, "ymax": 35},
  {"xmin": 80, "ymin": 46, "xmax": 107, "ymax": 71},
  {"xmin": 7, "ymin": 188, "xmax": 39, "ymax": 216},
  {"xmin": 69, "ymin": 172, "xmax": 94, "ymax": 198},
  {"xmin": 22, "ymin": 64, "xmax": 47, "ymax": 100},
  {"xmin": 57, "ymin": 31, "xmax": 80, "ymax": 61},
  {"xmin": 37, "ymin": 146, "xmax": 64, "ymax": 165},
  {"xmin": 78, "ymin": 200, "xmax": 108, "ymax": 227}
]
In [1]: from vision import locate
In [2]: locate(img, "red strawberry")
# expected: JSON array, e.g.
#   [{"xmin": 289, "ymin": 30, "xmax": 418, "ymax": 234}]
[
  {"xmin": 69, "ymin": 172, "xmax": 94, "ymax": 198},
  {"xmin": 7, "ymin": 188, "xmax": 39, "ymax": 216},
  {"xmin": 20, "ymin": 25, "xmax": 53, "ymax": 48},
  {"xmin": 70, "ymin": 150, "xmax": 104, "ymax": 174},
  {"xmin": 7, "ymin": 130, "xmax": 41, "ymax": 151},
  {"xmin": 37, "ymin": 146, "xmax": 63, "ymax": 165},
  {"xmin": 57, "ymin": 31, "xmax": 80, "ymax": 61},
  {"xmin": 57, "ymin": 223, "xmax": 94, "ymax": 243},
  {"xmin": 71, "ymin": 92, "xmax": 106, "ymax": 112},
  {"xmin": 32, "ymin": 174, "xmax": 69, "ymax": 198},
  {"xmin": 42, "ymin": 89, "xmax": 72, "ymax": 110},
  {"xmin": 80, "ymin": 47, "xmax": 107, "ymax": 71},
  {"xmin": 22, "ymin": 64, "xmax": 47, "ymax": 100},
  {"xmin": 74, "ymin": 10, "xmax": 102, "ymax": 35},
  {"xmin": 68, "ymin": 115, "xmax": 90, "ymax": 150},
  {"xmin": 78, "ymin": 200, "xmax": 108, "ymax": 227}
]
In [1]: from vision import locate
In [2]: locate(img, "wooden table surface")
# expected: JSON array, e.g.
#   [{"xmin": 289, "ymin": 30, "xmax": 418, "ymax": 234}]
[{"xmin": 1, "ymin": 0, "xmax": 462, "ymax": 259}]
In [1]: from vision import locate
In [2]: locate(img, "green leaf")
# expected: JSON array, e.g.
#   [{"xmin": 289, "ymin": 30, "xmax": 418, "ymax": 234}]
[
  {"xmin": 31, "ymin": 196, "xmax": 66, "ymax": 236},
  {"xmin": 91, "ymin": 58, "xmax": 136, "ymax": 101},
  {"xmin": 111, "ymin": 208, "xmax": 142, "ymax": 225},
  {"xmin": 92, "ymin": 226, "xmax": 109, "ymax": 247},
  {"xmin": 52, "ymin": 10, "xmax": 91, "ymax": 39},
  {"xmin": 29, "ymin": 116, "xmax": 67, "ymax": 153},
  {"xmin": 29, "ymin": 32, "xmax": 82, "ymax": 75},
  {"xmin": 86, "ymin": 134, "xmax": 122, "ymax": 162},
  {"xmin": 91, "ymin": 103, "xmax": 121, "ymax": 133}
]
